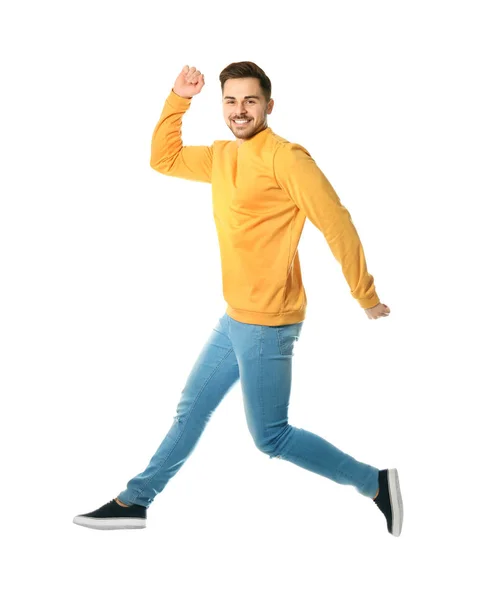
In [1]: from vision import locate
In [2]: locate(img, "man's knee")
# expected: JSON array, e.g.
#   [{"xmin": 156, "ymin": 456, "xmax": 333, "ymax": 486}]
[{"xmin": 254, "ymin": 439, "xmax": 281, "ymax": 458}]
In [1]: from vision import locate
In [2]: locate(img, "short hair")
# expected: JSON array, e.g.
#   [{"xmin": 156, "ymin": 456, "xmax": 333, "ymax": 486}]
[{"xmin": 219, "ymin": 61, "xmax": 272, "ymax": 103}]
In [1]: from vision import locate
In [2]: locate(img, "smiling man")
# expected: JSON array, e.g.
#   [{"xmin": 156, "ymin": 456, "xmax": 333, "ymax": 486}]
[
  {"xmin": 223, "ymin": 81, "xmax": 271, "ymax": 145},
  {"xmin": 73, "ymin": 61, "xmax": 403, "ymax": 538}
]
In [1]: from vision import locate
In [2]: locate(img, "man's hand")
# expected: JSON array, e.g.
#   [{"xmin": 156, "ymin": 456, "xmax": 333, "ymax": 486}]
[
  {"xmin": 173, "ymin": 65, "xmax": 205, "ymax": 99},
  {"xmin": 365, "ymin": 303, "xmax": 390, "ymax": 320}
]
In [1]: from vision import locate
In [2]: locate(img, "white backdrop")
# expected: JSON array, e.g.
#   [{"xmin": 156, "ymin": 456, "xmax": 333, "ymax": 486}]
[{"xmin": 1, "ymin": 0, "xmax": 490, "ymax": 598}]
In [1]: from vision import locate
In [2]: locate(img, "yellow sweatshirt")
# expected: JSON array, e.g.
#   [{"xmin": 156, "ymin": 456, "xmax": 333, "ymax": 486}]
[{"xmin": 150, "ymin": 89, "xmax": 380, "ymax": 326}]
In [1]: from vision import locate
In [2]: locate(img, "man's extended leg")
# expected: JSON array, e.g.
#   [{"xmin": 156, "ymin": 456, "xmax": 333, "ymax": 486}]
[
  {"xmin": 116, "ymin": 313, "xmax": 240, "ymax": 508},
  {"xmin": 73, "ymin": 313, "xmax": 241, "ymax": 529}
]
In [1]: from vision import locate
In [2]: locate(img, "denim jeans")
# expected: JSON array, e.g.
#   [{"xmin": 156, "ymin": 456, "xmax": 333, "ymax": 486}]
[{"xmin": 117, "ymin": 313, "xmax": 379, "ymax": 508}]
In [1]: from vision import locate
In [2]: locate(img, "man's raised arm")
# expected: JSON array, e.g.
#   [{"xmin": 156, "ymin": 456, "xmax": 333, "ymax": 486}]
[{"xmin": 150, "ymin": 65, "xmax": 213, "ymax": 183}]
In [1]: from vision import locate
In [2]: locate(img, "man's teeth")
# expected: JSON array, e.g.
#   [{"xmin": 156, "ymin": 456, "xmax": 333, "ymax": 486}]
[{"xmin": 234, "ymin": 119, "xmax": 250, "ymax": 123}]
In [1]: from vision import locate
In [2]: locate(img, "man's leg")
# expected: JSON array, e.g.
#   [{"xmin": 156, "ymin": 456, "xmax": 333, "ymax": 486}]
[
  {"xmin": 227, "ymin": 315, "xmax": 379, "ymax": 499},
  {"xmin": 117, "ymin": 313, "xmax": 239, "ymax": 508}
]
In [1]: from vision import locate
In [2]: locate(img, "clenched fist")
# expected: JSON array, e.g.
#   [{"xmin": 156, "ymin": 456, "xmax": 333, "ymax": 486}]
[
  {"xmin": 172, "ymin": 65, "xmax": 205, "ymax": 99},
  {"xmin": 365, "ymin": 303, "xmax": 391, "ymax": 320}
]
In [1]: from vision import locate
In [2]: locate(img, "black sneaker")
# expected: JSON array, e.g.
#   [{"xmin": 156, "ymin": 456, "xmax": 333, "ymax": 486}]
[
  {"xmin": 73, "ymin": 499, "xmax": 147, "ymax": 530},
  {"xmin": 373, "ymin": 469, "xmax": 403, "ymax": 536}
]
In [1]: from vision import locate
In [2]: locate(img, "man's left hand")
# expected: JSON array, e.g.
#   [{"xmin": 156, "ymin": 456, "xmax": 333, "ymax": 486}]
[{"xmin": 365, "ymin": 302, "xmax": 390, "ymax": 320}]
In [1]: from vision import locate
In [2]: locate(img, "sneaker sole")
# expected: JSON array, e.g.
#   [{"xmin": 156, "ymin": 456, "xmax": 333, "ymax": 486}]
[
  {"xmin": 73, "ymin": 516, "xmax": 146, "ymax": 530},
  {"xmin": 388, "ymin": 468, "xmax": 403, "ymax": 536}
]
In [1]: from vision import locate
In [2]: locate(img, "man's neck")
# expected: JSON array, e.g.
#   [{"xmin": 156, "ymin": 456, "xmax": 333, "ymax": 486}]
[{"xmin": 235, "ymin": 124, "xmax": 268, "ymax": 147}]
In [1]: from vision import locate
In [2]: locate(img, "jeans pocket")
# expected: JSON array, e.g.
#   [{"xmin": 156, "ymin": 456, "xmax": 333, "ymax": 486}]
[{"xmin": 277, "ymin": 321, "xmax": 304, "ymax": 356}]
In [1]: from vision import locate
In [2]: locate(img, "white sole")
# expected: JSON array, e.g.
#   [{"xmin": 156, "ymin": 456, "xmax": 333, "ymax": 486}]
[
  {"xmin": 387, "ymin": 468, "xmax": 403, "ymax": 536},
  {"xmin": 73, "ymin": 516, "xmax": 146, "ymax": 530}
]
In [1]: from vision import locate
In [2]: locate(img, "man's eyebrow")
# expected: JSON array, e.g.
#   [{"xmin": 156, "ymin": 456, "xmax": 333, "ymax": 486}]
[{"xmin": 223, "ymin": 95, "xmax": 261, "ymax": 100}]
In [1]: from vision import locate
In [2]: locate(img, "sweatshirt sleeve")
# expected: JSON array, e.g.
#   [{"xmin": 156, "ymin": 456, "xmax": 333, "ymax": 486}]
[
  {"xmin": 149, "ymin": 89, "xmax": 213, "ymax": 183},
  {"xmin": 273, "ymin": 143, "xmax": 380, "ymax": 309}
]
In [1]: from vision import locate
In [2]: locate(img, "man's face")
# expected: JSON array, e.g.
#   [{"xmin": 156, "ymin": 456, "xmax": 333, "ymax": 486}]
[{"xmin": 222, "ymin": 77, "xmax": 274, "ymax": 145}]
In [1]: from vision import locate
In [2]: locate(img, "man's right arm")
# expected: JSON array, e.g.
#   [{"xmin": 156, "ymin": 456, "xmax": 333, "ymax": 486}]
[{"xmin": 149, "ymin": 88, "xmax": 213, "ymax": 183}]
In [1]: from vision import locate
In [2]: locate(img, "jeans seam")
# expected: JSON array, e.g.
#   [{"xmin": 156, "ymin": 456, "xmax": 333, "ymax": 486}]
[
  {"xmin": 259, "ymin": 325, "xmax": 264, "ymax": 454},
  {"xmin": 276, "ymin": 327, "xmax": 283, "ymax": 355},
  {"xmin": 334, "ymin": 464, "xmax": 371, "ymax": 494}
]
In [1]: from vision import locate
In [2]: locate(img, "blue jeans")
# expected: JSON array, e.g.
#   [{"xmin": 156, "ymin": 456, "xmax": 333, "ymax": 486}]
[{"xmin": 117, "ymin": 313, "xmax": 379, "ymax": 508}]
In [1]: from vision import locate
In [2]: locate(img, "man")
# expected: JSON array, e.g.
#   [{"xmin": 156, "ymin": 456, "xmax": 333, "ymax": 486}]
[{"xmin": 73, "ymin": 62, "xmax": 403, "ymax": 536}]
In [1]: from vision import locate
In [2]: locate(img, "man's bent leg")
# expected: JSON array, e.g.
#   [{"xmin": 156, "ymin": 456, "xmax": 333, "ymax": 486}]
[{"xmin": 229, "ymin": 317, "xmax": 379, "ymax": 499}]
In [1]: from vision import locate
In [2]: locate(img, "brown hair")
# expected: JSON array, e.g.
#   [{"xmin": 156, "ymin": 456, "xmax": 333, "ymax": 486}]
[{"xmin": 219, "ymin": 61, "xmax": 272, "ymax": 103}]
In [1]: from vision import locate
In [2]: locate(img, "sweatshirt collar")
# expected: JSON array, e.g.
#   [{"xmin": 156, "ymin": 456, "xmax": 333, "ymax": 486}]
[{"xmin": 236, "ymin": 125, "xmax": 271, "ymax": 150}]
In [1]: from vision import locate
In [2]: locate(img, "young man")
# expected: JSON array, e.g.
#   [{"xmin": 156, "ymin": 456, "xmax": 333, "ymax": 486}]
[{"xmin": 73, "ymin": 62, "xmax": 403, "ymax": 536}]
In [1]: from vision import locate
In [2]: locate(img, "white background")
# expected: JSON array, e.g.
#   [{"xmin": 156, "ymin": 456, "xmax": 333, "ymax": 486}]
[{"xmin": 1, "ymin": 0, "xmax": 490, "ymax": 598}]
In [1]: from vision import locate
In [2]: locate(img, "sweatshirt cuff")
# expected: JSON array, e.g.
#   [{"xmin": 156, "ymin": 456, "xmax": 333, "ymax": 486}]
[
  {"xmin": 357, "ymin": 295, "xmax": 381, "ymax": 309},
  {"xmin": 166, "ymin": 88, "xmax": 193, "ymax": 109}
]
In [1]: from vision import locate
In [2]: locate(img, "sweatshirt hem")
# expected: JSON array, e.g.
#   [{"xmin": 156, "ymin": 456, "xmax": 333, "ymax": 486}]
[{"xmin": 226, "ymin": 305, "xmax": 306, "ymax": 326}]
